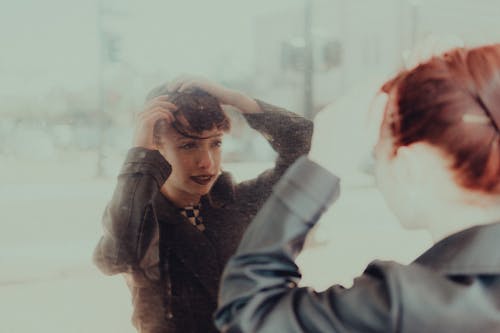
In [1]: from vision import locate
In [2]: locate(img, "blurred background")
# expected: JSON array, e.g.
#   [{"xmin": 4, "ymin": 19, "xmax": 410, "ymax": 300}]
[{"xmin": 1, "ymin": 0, "xmax": 500, "ymax": 331}]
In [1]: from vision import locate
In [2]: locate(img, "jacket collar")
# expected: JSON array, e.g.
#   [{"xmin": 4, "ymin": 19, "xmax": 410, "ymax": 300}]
[
  {"xmin": 153, "ymin": 171, "xmax": 235, "ymax": 224},
  {"xmin": 414, "ymin": 221, "xmax": 500, "ymax": 275},
  {"xmin": 206, "ymin": 171, "xmax": 235, "ymax": 208}
]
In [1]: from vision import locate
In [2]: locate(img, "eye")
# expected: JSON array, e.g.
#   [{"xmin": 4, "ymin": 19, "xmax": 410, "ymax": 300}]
[
  {"xmin": 212, "ymin": 140, "xmax": 222, "ymax": 148},
  {"xmin": 180, "ymin": 142, "xmax": 197, "ymax": 150}
]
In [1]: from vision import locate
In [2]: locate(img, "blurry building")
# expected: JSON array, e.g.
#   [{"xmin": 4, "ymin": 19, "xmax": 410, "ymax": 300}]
[
  {"xmin": 253, "ymin": 0, "xmax": 406, "ymax": 116},
  {"xmin": 252, "ymin": 0, "xmax": 500, "ymax": 118}
]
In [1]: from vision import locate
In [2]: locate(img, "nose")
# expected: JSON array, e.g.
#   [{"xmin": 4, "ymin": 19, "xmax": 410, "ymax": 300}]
[{"xmin": 196, "ymin": 149, "xmax": 213, "ymax": 170}]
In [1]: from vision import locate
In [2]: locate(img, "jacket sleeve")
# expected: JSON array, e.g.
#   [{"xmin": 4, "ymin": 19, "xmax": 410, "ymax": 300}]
[
  {"xmin": 234, "ymin": 100, "xmax": 313, "ymax": 206},
  {"xmin": 215, "ymin": 157, "xmax": 398, "ymax": 333},
  {"xmin": 93, "ymin": 147, "xmax": 171, "ymax": 275},
  {"xmin": 216, "ymin": 157, "xmax": 500, "ymax": 333}
]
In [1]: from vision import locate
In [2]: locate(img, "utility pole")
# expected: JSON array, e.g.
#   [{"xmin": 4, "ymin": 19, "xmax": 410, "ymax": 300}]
[
  {"xmin": 408, "ymin": 0, "xmax": 422, "ymax": 49},
  {"xmin": 303, "ymin": 0, "xmax": 314, "ymax": 120},
  {"xmin": 96, "ymin": 0, "xmax": 105, "ymax": 177},
  {"xmin": 96, "ymin": 0, "xmax": 123, "ymax": 177}
]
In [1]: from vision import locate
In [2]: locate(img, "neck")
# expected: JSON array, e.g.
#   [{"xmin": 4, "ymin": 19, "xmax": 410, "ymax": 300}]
[
  {"xmin": 396, "ymin": 144, "xmax": 500, "ymax": 243},
  {"xmin": 426, "ymin": 198, "xmax": 500, "ymax": 243},
  {"xmin": 160, "ymin": 183, "xmax": 201, "ymax": 208}
]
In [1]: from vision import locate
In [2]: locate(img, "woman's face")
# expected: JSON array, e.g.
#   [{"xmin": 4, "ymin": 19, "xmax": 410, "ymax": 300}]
[{"xmin": 158, "ymin": 125, "xmax": 223, "ymax": 205}]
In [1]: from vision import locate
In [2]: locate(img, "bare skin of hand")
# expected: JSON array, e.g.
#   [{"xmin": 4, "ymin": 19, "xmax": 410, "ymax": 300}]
[
  {"xmin": 133, "ymin": 95, "xmax": 178, "ymax": 150},
  {"xmin": 167, "ymin": 75, "xmax": 262, "ymax": 114}
]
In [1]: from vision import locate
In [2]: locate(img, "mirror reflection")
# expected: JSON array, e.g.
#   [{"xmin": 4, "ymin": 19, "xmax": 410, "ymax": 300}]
[{"xmin": 2, "ymin": 0, "xmax": 500, "ymax": 331}]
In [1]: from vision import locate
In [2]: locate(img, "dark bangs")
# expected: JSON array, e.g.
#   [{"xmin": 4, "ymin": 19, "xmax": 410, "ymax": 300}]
[{"xmin": 169, "ymin": 89, "xmax": 231, "ymax": 134}]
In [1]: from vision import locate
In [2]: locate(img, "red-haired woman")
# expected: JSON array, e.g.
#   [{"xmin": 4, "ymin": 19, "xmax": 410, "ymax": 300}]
[
  {"xmin": 216, "ymin": 44, "xmax": 500, "ymax": 332},
  {"xmin": 93, "ymin": 77, "xmax": 312, "ymax": 333}
]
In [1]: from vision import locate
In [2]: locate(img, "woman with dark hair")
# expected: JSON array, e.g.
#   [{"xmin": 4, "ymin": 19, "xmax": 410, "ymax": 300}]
[
  {"xmin": 215, "ymin": 44, "xmax": 500, "ymax": 332},
  {"xmin": 93, "ymin": 77, "xmax": 313, "ymax": 333}
]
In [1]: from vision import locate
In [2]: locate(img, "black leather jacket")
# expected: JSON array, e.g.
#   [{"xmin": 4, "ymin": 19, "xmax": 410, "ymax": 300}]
[
  {"xmin": 216, "ymin": 157, "xmax": 500, "ymax": 333},
  {"xmin": 93, "ymin": 101, "xmax": 313, "ymax": 333}
]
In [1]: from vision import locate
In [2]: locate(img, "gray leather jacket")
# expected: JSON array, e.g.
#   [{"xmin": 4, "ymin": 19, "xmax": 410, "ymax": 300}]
[{"xmin": 215, "ymin": 157, "xmax": 500, "ymax": 333}]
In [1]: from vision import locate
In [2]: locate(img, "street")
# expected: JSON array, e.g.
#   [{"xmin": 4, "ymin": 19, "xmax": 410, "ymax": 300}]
[{"xmin": 0, "ymin": 153, "xmax": 431, "ymax": 332}]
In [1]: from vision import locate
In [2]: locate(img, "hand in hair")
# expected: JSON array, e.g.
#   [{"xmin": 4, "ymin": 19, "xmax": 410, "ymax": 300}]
[
  {"xmin": 168, "ymin": 75, "xmax": 262, "ymax": 114},
  {"xmin": 133, "ymin": 95, "xmax": 178, "ymax": 150}
]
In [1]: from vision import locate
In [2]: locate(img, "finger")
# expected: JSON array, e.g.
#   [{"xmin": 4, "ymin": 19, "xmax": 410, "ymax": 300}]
[
  {"xmin": 153, "ymin": 108, "xmax": 175, "ymax": 123},
  {"xmin": 178, "ymin": 80, "xmax": 197, "ymax": 92},
  {"xmin": 150, "ymin": 94, "xmax": 171, "ymax": 101},
  {"xmin": 138, "ymin": 108, "xmax": 175, "ymax": 123},
  {"xmin": 141, "ymin": 111, "xmax": 175, "ymax": 129},
  {"xmin": 147, "ymin": 95, "xmax": 174, "ymax": 106},
  {"xmin": 145, "ymin": 100, "xmax": 178, "ymax": 112},
  {"xmin": 146, "ymin": 110, "xmax": 174, "ymax": 123},
  {"xmin": 167, "ymin": 74, "xmax": 190, "ymax": 92},
  {"xmin": 180, "ymin": 78, "xmax": 222, "ymax": 98},
  {"xmin": 167, "ymin": 81, "xmax": 180, "ymax": 92},
  {"xmin": 142, "ymin": 103, "xmax": 177, "ymax": 121}
]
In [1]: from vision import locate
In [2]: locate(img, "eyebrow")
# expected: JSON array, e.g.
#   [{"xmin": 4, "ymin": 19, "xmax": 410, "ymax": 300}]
[
  {"xmin": 174, "ymin": 133, "xmax": 222, "ymax": 143},
  {"xmin": 171, "ymin": 122, "xmax": 223, "ymax": 140}
]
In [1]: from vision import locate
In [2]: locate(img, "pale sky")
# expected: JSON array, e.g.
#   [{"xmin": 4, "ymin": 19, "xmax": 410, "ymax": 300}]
[
  {"xmin": 0, "ymin": 0, "xmax": 304, "ymax": 97},
  {"xmin": 2, "ymin": 0, "xmax": 500, "ymax": 101}
]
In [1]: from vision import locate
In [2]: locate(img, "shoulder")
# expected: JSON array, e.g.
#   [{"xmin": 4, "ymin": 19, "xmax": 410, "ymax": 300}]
[{"xmin": 207, "ymin": 171, "xmax": 236, "ymax": 207}]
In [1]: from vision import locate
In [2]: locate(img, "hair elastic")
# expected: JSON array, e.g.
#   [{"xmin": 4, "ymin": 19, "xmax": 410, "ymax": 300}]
[{"xmin": 474, "ymin": 95, "xmax": 500, "ymax": 134}]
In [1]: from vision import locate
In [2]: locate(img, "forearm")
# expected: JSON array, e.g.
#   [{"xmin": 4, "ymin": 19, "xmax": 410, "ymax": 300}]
[
  {"xmin": 232, "ymin": 103, "xmax": 314, "ymax": 204},
  {"xmin": 93, "ymin": 148, "xmax": 171, "ymax": 275},
  {"xmin": 215, "ymin": 157, "xmax": 340, "ymax": 331},
  {"xmin": 244, "ymin": 100, "xmax": 313, "ymax": 164},
  {"xmin": 227, "ymin": 91, "xmax": 262, "ymax": 114}
]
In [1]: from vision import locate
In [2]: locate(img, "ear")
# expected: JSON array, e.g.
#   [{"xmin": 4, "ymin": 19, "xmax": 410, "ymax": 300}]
[{"xmin": 394, "ymin": 144, "xmax": 424, "ymax": 185}]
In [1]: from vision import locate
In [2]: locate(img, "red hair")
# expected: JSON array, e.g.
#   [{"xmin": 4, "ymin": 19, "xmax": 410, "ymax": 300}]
[{"xmin": 382, "ymin": 44, "xmax": 500, "ymax": 194}]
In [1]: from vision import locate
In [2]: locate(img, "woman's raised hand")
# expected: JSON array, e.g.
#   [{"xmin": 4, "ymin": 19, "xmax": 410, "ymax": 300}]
[
  {"xmin": 168, "ymin": 75, "xmax": 261, "ymax": 114},
  {"xmin": 167, "ymin": 75, "xmax": 235, "ymax": 105},
  {"xmin": 133, "ymin": 95, "xmax": 177, "ymax": 150}
]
